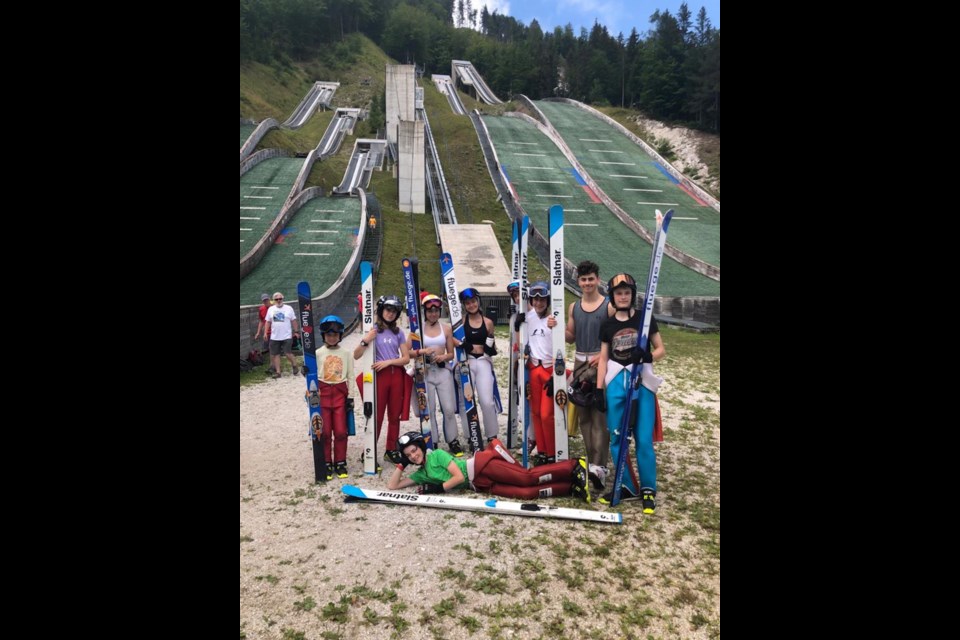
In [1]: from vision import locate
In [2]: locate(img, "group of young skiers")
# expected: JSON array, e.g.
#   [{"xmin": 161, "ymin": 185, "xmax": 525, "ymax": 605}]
[{"xmin": 296, "ymin": 262, "xmax": 664, "ymax": 515}]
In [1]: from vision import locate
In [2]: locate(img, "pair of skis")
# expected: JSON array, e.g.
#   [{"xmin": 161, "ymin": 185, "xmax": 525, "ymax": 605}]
[
  {"xmin": 511, "ymin": 216, "xmax": 533, "ymax": 467},
  {"xmin": 401, "ymin": 257, "xmax": 434, "ymax": 448},
  {"xmin": 440, "ymin": 252, "xmax": 484, "ymax": 452},
  {"xmin": 610, "ymin": 209, "xmax": 673, "ymax": 506},
  {"xmin": 298, "ymin": 281, "xmax": 327, "ymax": 483},
  {"xmin": 342, "ymin": 485, "xmax": 622, "ymax": 524}
]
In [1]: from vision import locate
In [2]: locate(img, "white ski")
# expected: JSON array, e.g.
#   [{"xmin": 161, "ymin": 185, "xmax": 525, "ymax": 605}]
[
  {"xmin": 342, "ymin": 485, "xmax": 622, "ymax": 524},
  {"xmin": 548, "ymin": 205, "xmax": 569, "ymax": 461},
  {"xmin": 360, "ymin": 261, "xmax": 377, "ymax": 475}
]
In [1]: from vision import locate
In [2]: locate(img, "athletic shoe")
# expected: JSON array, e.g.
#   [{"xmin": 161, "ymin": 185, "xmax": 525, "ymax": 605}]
[
  {"xmin": 570, "ymin": 457, "xmax": 591, "ymax": 503},
  {"xmin": 588, "ymin": 464, "xmax": 607, "ymax": 491},
  {"xmin": 641, "ymin": 488, "xmax": 656, "ymax": 514},
  {"xmin": 598, "ymin": 485, "xmax": 640, "ymax": 505},
  {"xmin": 448, "ymin": 439, "xmax": 464, "ymax": 457},
  {"xmin": 335, "ymin": 461, "xmax": 348, "ymax": 479}
]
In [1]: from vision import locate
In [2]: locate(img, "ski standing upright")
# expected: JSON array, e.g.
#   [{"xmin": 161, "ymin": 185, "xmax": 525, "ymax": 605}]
[
  {"xmin": 440, "ymin": 252, "xmax": 484, "ymax": 452},
  {"xmin": 507, "ymin": 218, "xmax": 520, "ymax": 449},
  {"xmin": 518, "ymin": 215, "xmax": 531, "ymax": 466},
  {"xmin": 402, "ymin": 257, "xmax": 433, "ymax": 448},
  {"xmin": 610, "ymin": 210, "xmax": 673, "ymax": 506},
  {"xmin": 359, "ymin": 261, "xmax": 378, "ymax": 475},
  {"xmin": 548, "ymin": 205, "xmax": 569, "ymax": 461},
  {"xmin": 298, "ymin": 281, "xmax": 327, "ymax": 483}
]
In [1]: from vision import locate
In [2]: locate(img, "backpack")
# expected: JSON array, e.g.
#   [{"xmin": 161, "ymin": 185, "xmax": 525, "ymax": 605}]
[
  {"xmin": 247, "ymin": 349, "xmax": 264, "ymax": 366},
  {"xmin": 240, "ymin": 358, "xmax": 253, "ymax": 372}
]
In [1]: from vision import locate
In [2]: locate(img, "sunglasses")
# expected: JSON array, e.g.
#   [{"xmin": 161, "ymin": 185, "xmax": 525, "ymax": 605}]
[{"xmin": 274, "ymin": 298, "xmax": 284, "ymax": 301}]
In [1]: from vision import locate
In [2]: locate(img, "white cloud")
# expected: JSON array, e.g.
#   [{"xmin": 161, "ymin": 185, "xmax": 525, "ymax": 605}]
[
  {"xmin": 481, "ymin": 1, "xmax": 511, "ymax": 17},
  {"xmin": 454, "ymin": 0, "xmax": 512, "ymax": 29}
]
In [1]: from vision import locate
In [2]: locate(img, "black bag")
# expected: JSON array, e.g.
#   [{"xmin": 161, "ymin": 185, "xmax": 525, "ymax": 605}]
[{"xmin": 240, "ymin": 358, "xmax": 253, "ymax": 372}]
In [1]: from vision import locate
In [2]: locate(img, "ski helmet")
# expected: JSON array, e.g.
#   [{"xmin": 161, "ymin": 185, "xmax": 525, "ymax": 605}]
[
  {"xmin": 421, "ymin": 293, "xmax": 443, "ymax": 310},
  {"xmin": 396, "ymin": 431, "xmax": 428, "ymax": 466},
  {"xmin": 319, "ymin": 315, "xmax": 345, "ymax": 339},
  {"xmin": 376, "ymin": 294, "xmax": 403, "ymax": 319},
  {"xmin": 607, "ymin": 273, "xmax": 637, "ymax": 309},
  {"xmin": 528, "ymin": 281, "xmax": 550, "ymax": 299},
  {"xmin": 458, "ymin": 287, "xmax": 481, "ymax": 306},
  {"xmin": 507, "ymin": 281, "xmax": 520, "ymax": 294}
]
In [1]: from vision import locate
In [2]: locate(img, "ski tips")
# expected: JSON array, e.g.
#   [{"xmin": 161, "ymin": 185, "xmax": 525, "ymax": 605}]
[{"xmin": 342, "ymin": 485, "xmax": 365, "ymax": 498}]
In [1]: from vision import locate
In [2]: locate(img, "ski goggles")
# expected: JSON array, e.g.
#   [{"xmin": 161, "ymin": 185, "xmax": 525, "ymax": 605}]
[
  {"xmin": 421, "ymin": 294, "xmax": 443, "ymax": 309},
  {"xmin": 608, "ymin": 273, "xmax": 636, "ymax": 289},
  {"xmin": 381, "ymin": 304, "xmax": 402, "ymax": 314},
  {"xmin": 460, "ymin": 288, "xmax": 480, "ymax": 300},
  {"xmin": 320, "ymin": 322, "xmax": 344, "ymax": 334},
  {"xmin": 507, "ymin": 282, "xmax": 520, "ymax": 293},
  {"xmin": 528, "ymin": 285, "xmax": 549, "ymax": 298}
]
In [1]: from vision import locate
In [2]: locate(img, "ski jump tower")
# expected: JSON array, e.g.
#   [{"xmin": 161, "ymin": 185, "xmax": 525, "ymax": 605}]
[{"xmin": 386, "ymin": 64, "xmax": 425, "ymax": 213}]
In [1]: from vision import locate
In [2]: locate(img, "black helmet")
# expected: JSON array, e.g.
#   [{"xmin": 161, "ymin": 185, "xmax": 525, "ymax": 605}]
[
  {"xmin": 376, "ymin": 295, "xmax": 403, "ymax": 318},
  {"xmin": 396, "ymin": 431, "xmax": 427, "ymax": 466},
  {"xmin": 607, "ymin": 273, "xmax": 637, "ymax": 309},
  {"xmin": 458, "ymin": 287, "xmax": 481, "ymax": 306},
  {"xmin": 567, "ymin": 368, "xmax": 596, "ymax": 408}
]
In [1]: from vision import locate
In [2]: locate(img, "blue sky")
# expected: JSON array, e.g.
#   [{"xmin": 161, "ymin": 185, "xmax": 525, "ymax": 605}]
[{"xmin": 466, "ymin": 1, "xmax": 720, "ymax": 39}]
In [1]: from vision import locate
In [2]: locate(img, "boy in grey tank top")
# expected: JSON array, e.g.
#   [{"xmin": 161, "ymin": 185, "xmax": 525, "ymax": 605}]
[{"xmin": 565, "ymin": 261, "xmax": 612, "ymax": 487}]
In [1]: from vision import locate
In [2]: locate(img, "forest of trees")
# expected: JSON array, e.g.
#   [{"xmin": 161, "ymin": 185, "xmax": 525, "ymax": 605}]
[{"xmin": 239, "ymin": 0, "xmax": 720, "ymax": 132}]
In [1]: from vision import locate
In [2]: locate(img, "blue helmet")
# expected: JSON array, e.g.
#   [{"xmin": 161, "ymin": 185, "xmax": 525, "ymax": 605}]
[
  {"xmin": 319, "ymin": 315, "xmax": 345, "ymax": 335},
  {"xmin": 507, "ymin": 281, "xmax": 520, "ymax": 293}
]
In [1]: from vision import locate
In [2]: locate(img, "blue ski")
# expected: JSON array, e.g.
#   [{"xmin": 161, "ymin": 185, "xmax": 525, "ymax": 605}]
[
  {"xmin": 611, "ymin": 210, "xmax": 673, "ymax": 506},
  {"xmin": 298, "ymin": 281, "xmax": 327, "ymax": 483},
  {"xmin": 402, "ymin": 257, "xmax": 433, "ymax": 448},
  {"xmin": 441, "ymin": 252, "xmax": 484, "ymax": 452}
]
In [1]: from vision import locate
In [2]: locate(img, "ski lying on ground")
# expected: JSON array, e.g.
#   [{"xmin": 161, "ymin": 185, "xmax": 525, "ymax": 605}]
[
  {"xmin": 298, "ymin": 281, "xmax": 327, "ymax": 483},
  {"xmin": 342, "ymin": 485, "xmax": 622, "ymax": 524}
]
